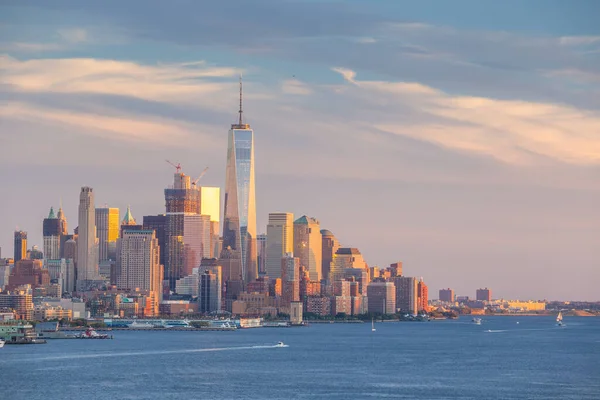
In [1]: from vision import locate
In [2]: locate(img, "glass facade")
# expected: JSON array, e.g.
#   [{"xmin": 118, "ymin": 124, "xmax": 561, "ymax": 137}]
[{"xmin": 222, "ymin": 127, "xmax": 257, "ymax": 283}]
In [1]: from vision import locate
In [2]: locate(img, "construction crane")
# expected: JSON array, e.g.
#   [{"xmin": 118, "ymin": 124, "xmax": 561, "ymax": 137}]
[
  {"xmin": 192, "ymin": 167, "xmax": 209, "ymax": 186},
  {"xmin": 165, "ymin": 159, "xmax": 182, "ymax": 174}
]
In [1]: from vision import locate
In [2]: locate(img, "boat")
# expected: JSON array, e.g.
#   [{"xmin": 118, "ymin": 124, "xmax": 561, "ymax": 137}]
[
  {"xmin": 472, "ymin": 318, "xmax": 482, "ymax": 325},
  {"xmin": 77, "ymin": 327, "xmax": 111, "ymax": 339},
  {"xmin": 556, "ymin": 312, "xmax": 565, "ymax": 327},
  {"xmin": 275, "ymin": 341, "xmax": 286, "ymax": 347},
  {"xmin": 0, "ymin": 339, "xmax": 4, "ymax": 348},
  {"xmin": 371, "ymin": 318, "xmax": 376, "ymax": 332}
]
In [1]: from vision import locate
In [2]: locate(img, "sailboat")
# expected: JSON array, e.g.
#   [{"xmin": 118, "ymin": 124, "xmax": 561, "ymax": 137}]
[
  {"xmin": 556, "ymin": 311, "xmax": 565, "ymax": 327},
  {"xmin": 371, "ymin": 318, "xmax": 376, "ymax": 332}
]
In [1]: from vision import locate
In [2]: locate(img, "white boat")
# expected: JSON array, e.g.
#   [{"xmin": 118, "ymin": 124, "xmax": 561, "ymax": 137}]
[
  {"xmin": 0, "ymin": 339, "xmax": 5, "ymax": 348},
  {"xmin": 556, "ymin": 312, "xmax": 565, "ymax": 327},
  {"xmin": 275, "ymin": 341, "xmax": 286, "ymax": 347},
  {"xmin": 371, "ymin": 318, "xmax": 376, "ymax": 332},
  {"xmin": 472, "ymin": 318, "xmax": 482, "ymax": 325}
]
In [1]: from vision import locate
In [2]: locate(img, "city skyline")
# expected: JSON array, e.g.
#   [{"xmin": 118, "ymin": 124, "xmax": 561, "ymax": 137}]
[{"xmin": 1, "ymin": 1, "xmax": 599, "ymax": 300}]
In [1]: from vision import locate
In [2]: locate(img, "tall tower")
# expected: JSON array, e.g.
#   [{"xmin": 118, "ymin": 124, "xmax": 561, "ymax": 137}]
[
  {"xmin": 221, "ymin": 76, "xmax": 258, "ymax": 284},
  {"xmin": 76, "ymin": 186, "xmax": 99, "ymax": 287},
  {"xmin": 43, "ymin": 207, "xmax": 61, "ymax": 260},
  {"xmin": 265, "ymin": 213, "xmax": 294, "ymax": 279},
  {"xmin": 95, "ymin": 207, "xmax": 120, "ymax": 261},
  {"xmin": 320, "ymin": 229, "xmax": 340, "ymax": 282},
  {"xmin": 116, "ymin": 230, "xmax": 162, "ymax": 316},
  {"xmin": 14, "ymin": 231, "xmax": 27, "ymax": 262},
  {"xmin": 293, "ymin": 216, "xmax": 322, "ymax": 282}
]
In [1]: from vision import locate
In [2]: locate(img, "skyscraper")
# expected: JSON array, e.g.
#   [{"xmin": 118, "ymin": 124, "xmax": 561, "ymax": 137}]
[
  {"xmin": 257, "ymin": 233, "xmax": 267, "ymax": 274},
  {"xmin": 293, "ymin": 216, "xmax": 322, "ymax": 282},
  {"xmin": 221, "ymin": 78, "xmax": 257, "ymax": 284},
  {"xmin": 14, "ymin": 231, "xmax": 27, "ymax": 262},
  {"xmin": 393, "ymin": 276, "xmax": 418, "ymax": 315},
  {"xmin": 331, "ymin": 248, "xmax": 367, "ymax": 282},
  {"xmin": 116, "ymin": 230, "xmax": 162, "ymax": 315},
  {"xmin": 43, "ymin": 207, "xmax": 61, "ymax": 260},
  {"xmin": 320, "ymin": 229, "xmax": 340, "ymax": 282},
  {"xmin": 199, "ymin": 268, "xmax": 221, "ymax": 314},
  {"xmin": 265, "ymin": 212, "xmax": 294, "ymax": 279},
  {"xmin": 281, "ymin": 252, "xmax": 300, "ymax": 309},
  {"xmin": 367, "ymin": 281, "xmax": 396, "ymax": 314},
  {"xmin": 198, "ymin": 186, "xmax": 220, "ymax": 258},
  {"xmin": 439, "ymin": 288, "xmax": 455, "ymax": 303},
  {"xmin": 143, "ymin": 214, "xmax": 167, "ymax": 267},
  {"xmin": 95, "ymin": 207, "xmax": 120, "ymax": 261},
  {"xmin": 76, "ymin": 187, "xmax": 99, "ymax": 288}
]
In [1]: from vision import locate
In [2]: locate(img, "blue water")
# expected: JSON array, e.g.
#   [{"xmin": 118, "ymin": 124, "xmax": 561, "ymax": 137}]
[{"xmin": 1, "ymin": 316, "xmax": 599, "ymax": 399}]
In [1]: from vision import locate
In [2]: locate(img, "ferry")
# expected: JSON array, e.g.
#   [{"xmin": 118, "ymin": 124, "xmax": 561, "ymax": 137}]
[{"xmin": 77, "ymin": 327, "xmax": 111, "ymax": 339}]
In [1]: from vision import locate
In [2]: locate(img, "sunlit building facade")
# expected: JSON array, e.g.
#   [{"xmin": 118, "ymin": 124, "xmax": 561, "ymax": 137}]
[
  {"xmin": 77, "ymin": 187, "xmax": 99, "ymax": 288},
  {"xmin": 266, "ymin": 213, "xmax": 294, "ymax": 279},
  {"xmin": 96, "ymin": 207, "xmax": 120, "ymax": 261},
  {"xmin": 293, "ymin": 216, "xmax": 322, "ymax": 282},
  {"xmin": 221, "ymin": 80, "xmax": 258, "ymax": 284}
]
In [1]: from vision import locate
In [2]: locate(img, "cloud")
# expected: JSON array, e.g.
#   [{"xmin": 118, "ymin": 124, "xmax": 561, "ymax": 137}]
[
  {"xmin": 57, "ymin": 28, "xmax": 88, "ymax": 43},
  {"xmin": 0, "ymin": 55, "xmax": 241, "ymax": 106},
  {"xmin": 281, "ymin": 79, "xmax": 312, "ymax": 95},
  {"xmin": 558, "ymin": 36, "xmax": 600, "ymax": 46},
  {"xmin": 331, "ymin": 68, "xmax": 600, "ymax": 165}
]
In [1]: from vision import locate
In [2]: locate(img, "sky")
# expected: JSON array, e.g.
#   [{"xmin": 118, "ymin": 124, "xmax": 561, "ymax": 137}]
[{"xmin": 1, "ymin": 0, "xmax": 599, "ymax": 301}]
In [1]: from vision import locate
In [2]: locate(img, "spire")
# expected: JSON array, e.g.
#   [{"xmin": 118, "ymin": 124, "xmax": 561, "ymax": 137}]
[
  {"xmin": 122, "ymin": 205, "xmax": 137, "ymax": 225},
  {"xmin": 238, "ymin": 74, "xmax": 243, "ymax": 126},
  {"xmin": 48, "ymin": 206, "xmax": 56, "ymax": 219}
]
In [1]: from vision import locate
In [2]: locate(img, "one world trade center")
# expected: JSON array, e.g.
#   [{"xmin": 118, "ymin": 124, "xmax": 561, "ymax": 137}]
[{"xmin": 221, "ymin": 77, "xmax": 258, "ymax": 284}]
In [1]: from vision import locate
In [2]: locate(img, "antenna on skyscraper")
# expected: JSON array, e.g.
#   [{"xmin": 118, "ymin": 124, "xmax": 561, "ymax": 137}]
[{"xmin": 238, "ymin": 74, "xmax": 243, "ymax": 126}]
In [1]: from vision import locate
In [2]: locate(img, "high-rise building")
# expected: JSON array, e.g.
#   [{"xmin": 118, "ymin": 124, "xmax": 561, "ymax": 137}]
[
  {"xmin": 293, "ymin": 216, "xmax": 322, "ymax": 282},
  {"xmin": 265, "ymin": 213, "xmax": 294, "ymax": 279},
  {"xmin": 389, "ymin": 262, "xmax": 403, "ymax": 277},
  {"xmin": 476, "ymin": 288, "xmax": 492, "ymax": 302},
  {"xmin": 200, "ymin": 259, "xmax": 223, "ymax": 311},
  {"xmin": 116, "ymin": 230, "xmax": 162, "ymax": 315},
  {"xmin": 57, "ymin": 206, "xmax": 69, "ymax": 258},
  {"xmin": 7, "ymin": 259, "xmax": 50, "ymax": 291},
  {"xmin": 95, "ymin": 207, "xmax": 120, "ymax": 261},
  {"xmin": 281, "ymin": 253, "xmax": 300, "ymax": 309},
  {"xmin": 199, "ymin": 268, "xmax": 221, "ymax": 314},
  {"xmin": 393, "ymin": 276, "xmax": 418, "ymax": 315},
  {"xmin": 143, "ymin": 215, "xmax": 167, "ymax": 268},
  {"xmin": 120, "ymin": 205, "xmax": 142, "ymax": 236},
  {"xmin": 221, "ymin": 78, "xmax": 258, "ymax": 284},
  {"xmin": 320, "ymin": 229, "xmax": 340, "ymax": 282},
  {"xmin": 198, "ymin": 186, "xmax": 220, "ymax": 258},
  {"xmin": 76, "ymin": 187, "xmax": 99, "ymax": 287},
  {"xmin": 182, "ymin": 214, "xmax": 211, "ymax": 278},
  {"xmin": 367, "ymin": 282, "xmax": 396, "ymax": 314},
  {"xmin": 43, "ymin": 207, "xmax": 61, "ymax": 260},
  {"xmin": 439, "ymin": 288, "xmax": 455, "ymax": 303},
  {"xmin": 331, "ymin": 248, "xmax": 367, "ymax": 282},
  {"xmin": 257, "ymin": 234, "xmax": 267, "ymax": 275},
  {"xmin": 46, "ymin": 258, "xmax": 76, "ymax": 295},
  {"xmin": 14, "ymin": 231, "xmax": 27, "ymax": 262},
  {"xmin": 417, "ymin": 278, "xmax": 429, "ymax": 312}
]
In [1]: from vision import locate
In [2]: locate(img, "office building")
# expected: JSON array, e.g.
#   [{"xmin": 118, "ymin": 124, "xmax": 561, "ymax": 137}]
[
  {"xmin": 389, "ymin": 262, "xmax": 403, "ymax": 277},
  {"xmin": 439, "ymin": 288, "xmax": 455, "ymax": 303},
  {"xmin": 7, "ymin": 259, "xmax": 50, "ymax": 291},
  {"xmin": 46, "ymin": 258, "xmax": 76, "ymax": 295},
  {"xmin": 476, "ymin": 288, "xmax": 492, "ymax": 302},
  {"xmin": 42, "ymin": 207, "xmax": 61, "ymax": 260},
  {"xmin": 14, "ymin": 231, "xmax": 27, "ymax": 262},
  {"xmin": 221, "ymin": 78, "xmax": 258, "ymax": 283},
  {"xmin": 199, "ymin": 268, "xmax": 221, "ymax": 314},
  {"xmin": 417, "ymin": 278, "xmax": 429, "ymax": 312},
  {"xmin": 120, "ymin": 205, "xmax": 142, "ymax": 236},
  {"xmin": 76, "ymin": 187, "xmax": 100, "ymax": 288},
  {"xmin": 331, "ymin": 248, "xmax": 367, "ymax": 282},
  {"xmin": 116, "ymin": 230, "xmax": 162, "ymax": 315},
  {"xmin": 281, "ymin": 253, "xmax": 300, "ymax": 309},
  {"xmin": 367, "ymin": 282, "xmax": 396, "ymax": 314},
  {"xmin": 143, "ymin": 215, "xmax": 167, "ymax": 268},
  {"xmin": 96, "ymin": 207, "xmax": 120, "ymax": 261},
  {"xmin": 320, "ymin": 229, "xmax": 340, "ymax": 282},
  {"xmin": 198, "ymin": 186, "xmax": 220, "ymax": 258},
  {"xmin": 265, "ymin": 213, "xmax": 294, "ymax": 279},
  {"xmin": 257, "ymin": 234, "xmax": 267, "ymax": 274},
  {"xmin": 293, "ymin": 216, "xmax": 322, "ymax": 282},
  {"xmin": 393, "ymin": 276, "xmax": 418, "ymax": 315}
]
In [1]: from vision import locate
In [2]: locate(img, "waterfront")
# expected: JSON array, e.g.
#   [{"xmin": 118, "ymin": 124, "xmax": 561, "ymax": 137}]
[{"xmin": 1, "ymin": 316, "xmax": 599, "ymax": 399}]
